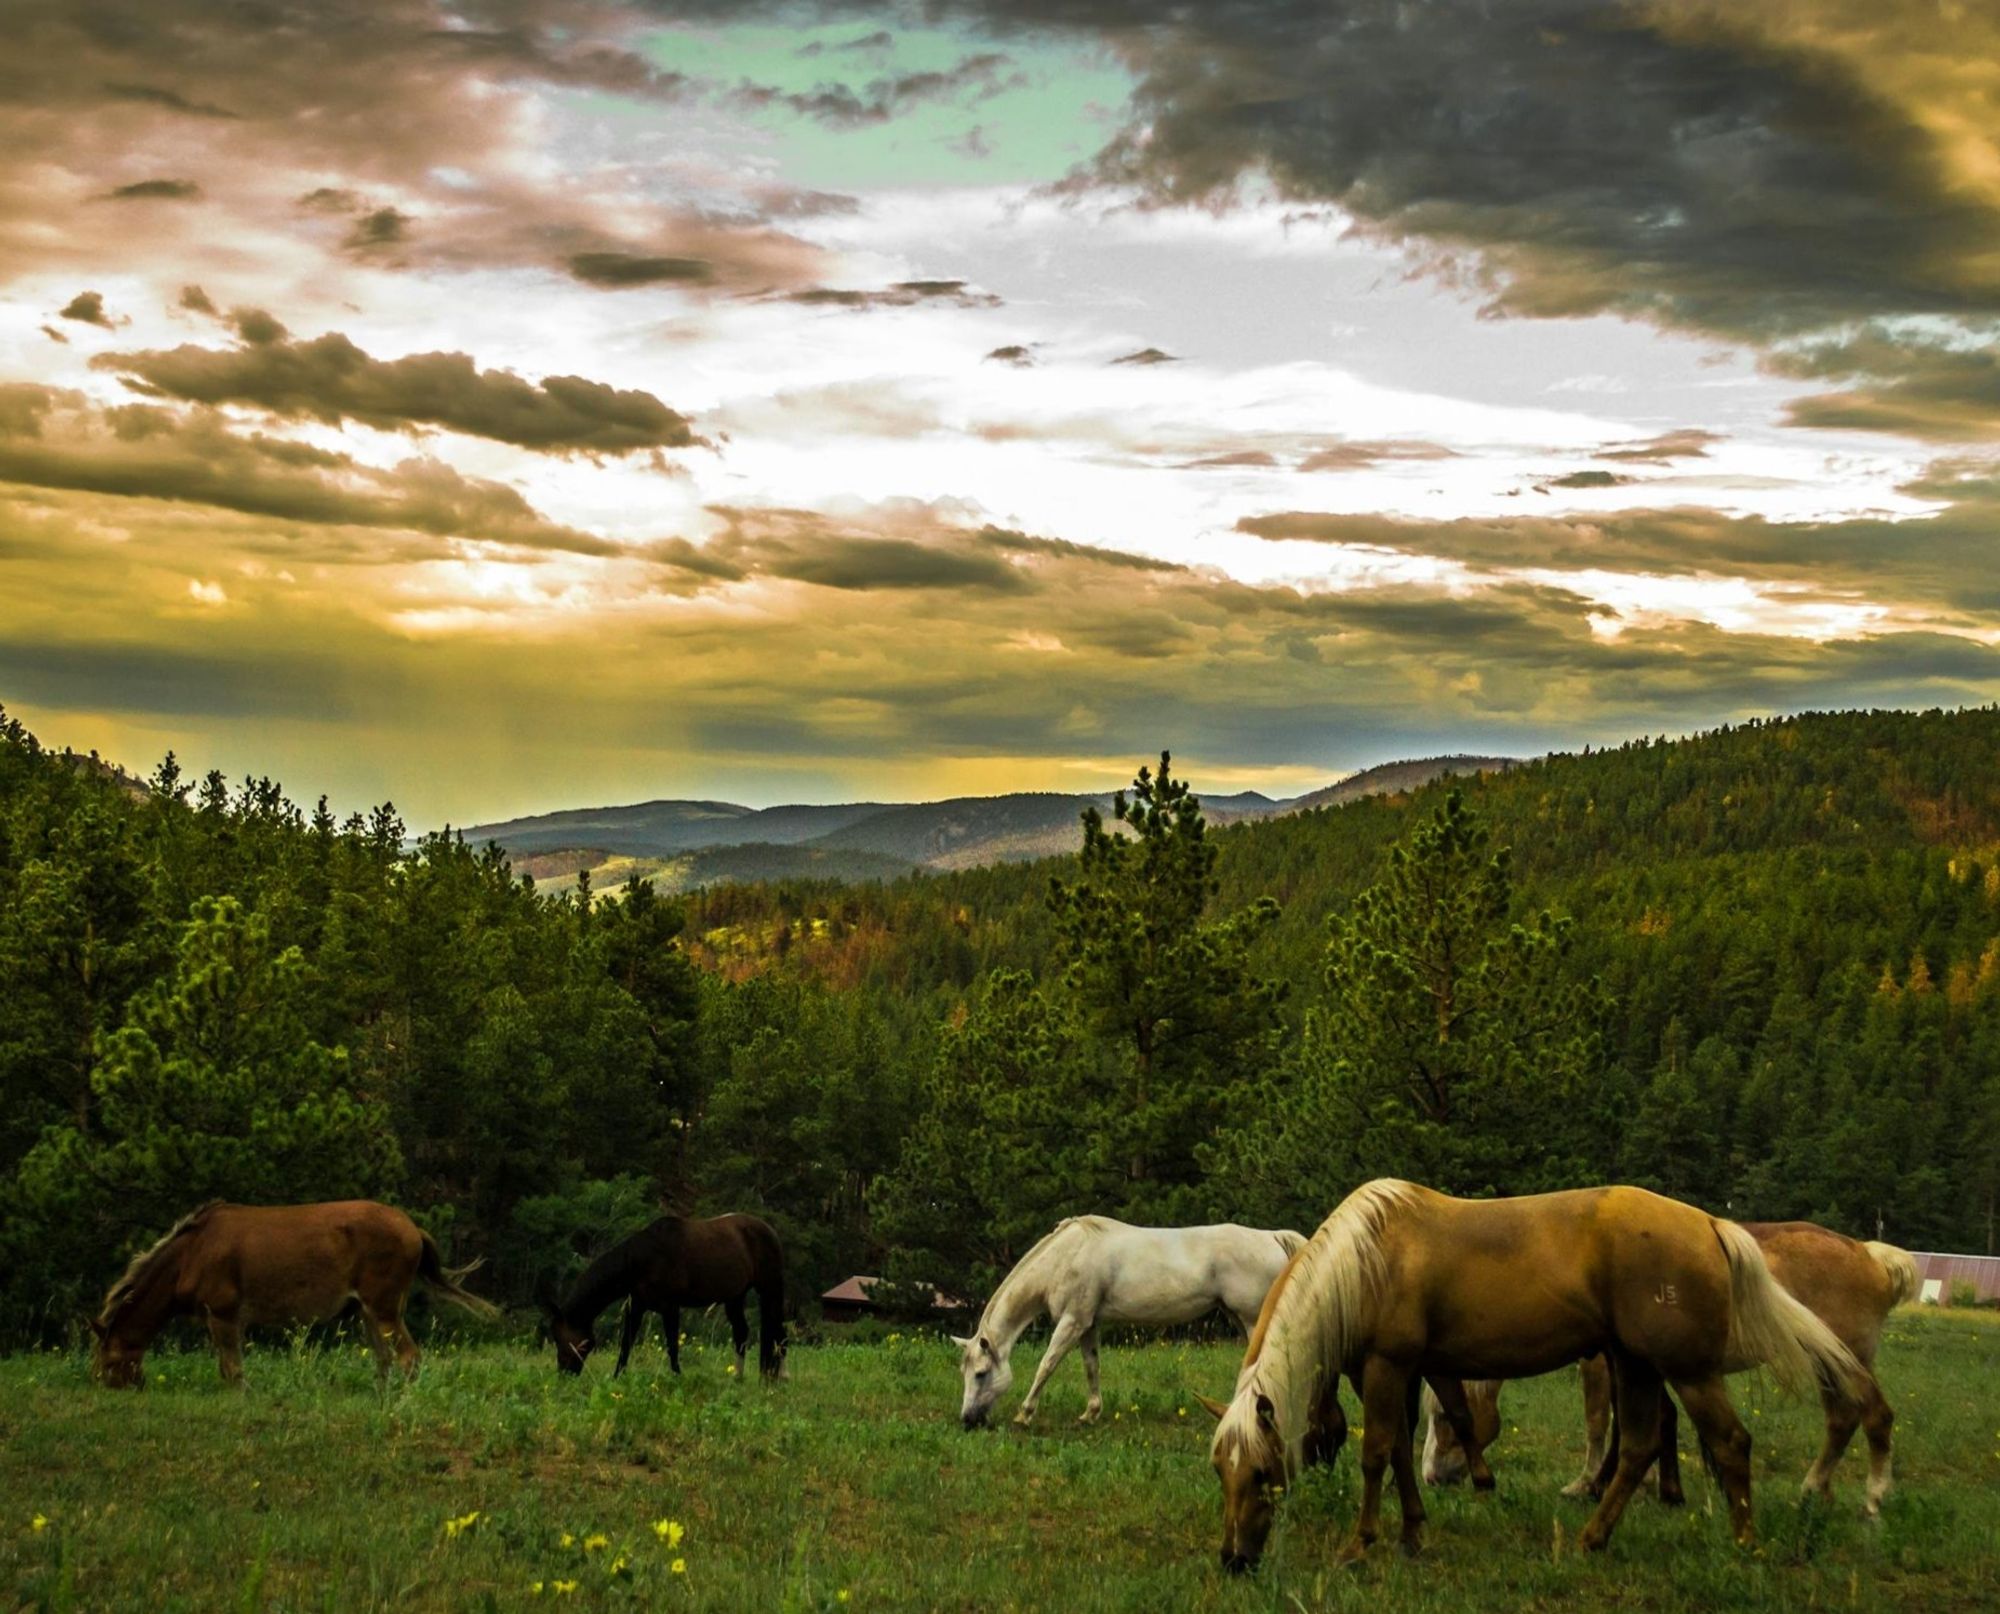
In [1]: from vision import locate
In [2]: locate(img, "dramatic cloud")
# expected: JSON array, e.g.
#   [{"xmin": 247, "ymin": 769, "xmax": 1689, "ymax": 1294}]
[
  {"xmin": 1776, "ymin": 328, "xmax": 2000, "ymax": 442},
  {"xmin": 725, "ymin": 52, "xmax": 1022, "ymax": 128},
  {"xmin": 1109, "ymin": 347, "xmax": 1178, "ymax": 367},
  {"xmin": 98, "ymin": 333, "xmax": 702, "ymax": 455}
]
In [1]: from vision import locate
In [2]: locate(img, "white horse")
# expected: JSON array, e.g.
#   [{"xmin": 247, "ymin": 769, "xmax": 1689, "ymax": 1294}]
[{"xmin": 953, "ymin": 1216, "xmax": 1306, "ymax": 1428}]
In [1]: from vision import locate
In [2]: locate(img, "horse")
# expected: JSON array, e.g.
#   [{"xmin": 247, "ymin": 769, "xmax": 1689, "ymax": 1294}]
[
  {"xmin": 1424, "ymin": 1221, "xmax": 1916, "ymax": 1516},
  {"xmin": 951, "ymin": 1216, "xmax": 1306, "ymax": 1429},
  {"xmin": 1204, "ymin": 1180, "xmax": 1865, "ymax": 1572},
  {"xmin": 89, "ymin": 1200, "xmax": 496, "ymax": 1388},
  {"xmin": 543, "ymin": 1212, "xmax": 785, "ymax": 1379}
]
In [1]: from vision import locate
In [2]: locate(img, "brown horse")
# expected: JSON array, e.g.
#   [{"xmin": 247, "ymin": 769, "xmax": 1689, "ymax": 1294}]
[
  {"xmin": 1204, "ymin": 1181, "xmax": 1864, "ymax": 1572},
  {"xmin": 543, "ymin": 1212, "xmax": 785, "ymax": 1379},
  {"xmin": 1424, "ymin": 1222, "xmax": 1916, "ymax": 1515},
  {"xmin": 89, "ymin": 1200, "xmax": 496, "ymax": 1388}
]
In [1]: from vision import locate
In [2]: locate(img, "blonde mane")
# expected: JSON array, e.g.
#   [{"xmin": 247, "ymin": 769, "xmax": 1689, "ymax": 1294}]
[
  {"xmin": 1219, "ymin": 1180, "xmax": 1418, "ymax": 1465},
  {"xmin": 97, "ymin": 1201, "xmax": 221, "ymax": 1324}
]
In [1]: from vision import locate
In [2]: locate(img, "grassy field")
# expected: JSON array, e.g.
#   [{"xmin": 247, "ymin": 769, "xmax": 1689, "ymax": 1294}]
[{"xmin": 3, "ymin": 1309, "xmax": 1996, "ymax": 1612}]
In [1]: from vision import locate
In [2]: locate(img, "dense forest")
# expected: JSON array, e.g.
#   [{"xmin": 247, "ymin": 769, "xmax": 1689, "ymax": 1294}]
[{"xmin": 3, "ymin": 702, "xmax": 1998, "ymax": 1346}]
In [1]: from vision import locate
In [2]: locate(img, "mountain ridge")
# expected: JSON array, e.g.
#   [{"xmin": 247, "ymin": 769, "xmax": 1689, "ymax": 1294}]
[{"xmin": 462, "ymin": 754, "xmax": 1518, "ymax": 893}]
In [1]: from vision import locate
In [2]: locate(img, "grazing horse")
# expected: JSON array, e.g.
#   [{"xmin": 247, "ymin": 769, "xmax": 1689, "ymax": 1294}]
[
  {"xmin": 544, "ymin": 1213, "xmax": 785, "ymax": 1379},
  {"xmin": 1421, "ymin": 1222, "xmax": 1917, "ymax": 1516},
  {"xmin": 952, "ymin": 1216, "xmax": 1305, "ymax": 1429},
  {"xmin": 1205, "ymin": 1181, "xmax": 1864, "ymax": 1572},
  {"xmin": 89, "ymin": 1200, "xmax": 496, "ymax": 1388}
]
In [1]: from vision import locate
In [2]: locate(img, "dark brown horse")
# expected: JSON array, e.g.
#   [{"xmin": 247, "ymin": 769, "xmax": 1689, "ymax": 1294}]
[
  {"xmin": 544, "ymin": 1212, "xmax": 785, "ymax": 1379},
  {"xmin": 89, "ymin": 1200, "xmax": 496, "ymax": 1388}
]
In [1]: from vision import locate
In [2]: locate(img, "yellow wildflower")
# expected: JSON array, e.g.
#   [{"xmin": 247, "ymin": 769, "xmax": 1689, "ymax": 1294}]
[
  {"xmin": 559, "ymin": 1533, "xmax": 574, "ymax": 1549},
  {"xmin": 530, "ymin": 1584, "xmax": 544, "ymax": 1597},
  {"xmin": 653, "ymin": 1519, "xmax": 685, "ymax": 1547},
  {"xmin": 671, "ymin": 1557, "xmax": 687, "ymax": 1575},
  {"xmin": 31, "ymin": 1514, "xmax": 48, "ymax": 1532},
  {"xmin": 609, "ymin": 1555, "xmax": 629, "ymax": 1577},
  {"xmin": 443, "ymin": 1510, "xmax": 480, "ymax": 1539},
  {"xmin": 552, "ymin": 1581, "xmax": 578, "ymax": 1596},
  {"xmin": 583, "ymin": 1533, "xmax": 610, "ymax": 1553},
  {"xmin": 837, "ymin": 1592, "xmax": 851, "ymax": 1604}
]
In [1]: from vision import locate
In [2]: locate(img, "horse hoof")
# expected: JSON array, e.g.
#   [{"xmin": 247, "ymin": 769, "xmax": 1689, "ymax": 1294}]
[
  {"xmin": 1400, "ymin": 1534, "xmax": 1423, "ymax": 1560},
  {"xmin": 1560, "ymin": 1481, "xmax": 1597, "ymax": 1500},
  {"xmin": 1012, "ymin": 1411, "xmax": 1036, "ymax": 1428},
  {"xmin": 1660, "ymin": 1487, "xmax": 1687, "ymax": 1508},
  {"xmin": 1472, "ymin": 1474, "xmax": 1496, "ymax": 1494}
]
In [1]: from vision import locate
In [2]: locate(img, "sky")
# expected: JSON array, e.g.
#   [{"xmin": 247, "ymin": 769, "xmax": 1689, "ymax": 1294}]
[{"xmin": 2, "ymin": 0, "xmax": 1998, "ymax": 825}]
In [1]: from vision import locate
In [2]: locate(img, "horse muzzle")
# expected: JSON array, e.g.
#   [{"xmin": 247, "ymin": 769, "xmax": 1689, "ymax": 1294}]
[{"xmin": 961, "ymin": 1407, "xmax": 989, "ymax": 1431}]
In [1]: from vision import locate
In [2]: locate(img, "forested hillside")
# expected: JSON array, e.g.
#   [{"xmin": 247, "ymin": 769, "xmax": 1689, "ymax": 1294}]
[{"xmin": 3, "ymin": 703, "xmax": 1997, "ymax": 1347}]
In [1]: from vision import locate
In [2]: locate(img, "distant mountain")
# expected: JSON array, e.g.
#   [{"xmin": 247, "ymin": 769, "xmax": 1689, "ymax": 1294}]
[
  {"xmin": 459, "ymin": 754, "xmax": 1519, "ymax": 891},
  {"xmin": 1286, "ymin": 755, "xmax": 1516, "ymax": 814}
]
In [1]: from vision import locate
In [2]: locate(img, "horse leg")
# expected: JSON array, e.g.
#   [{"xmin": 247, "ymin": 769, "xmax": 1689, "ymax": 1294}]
[
  {"xmin": 1656, "ymin": 1391, "xmax": 1685, "ymax": 1505},
  {"xmin": 1014, "ymin": 1312, "xmax": 1086, "ymax": 1426},
  {"xmin": 1391, "ymin": 1374, "xmax": 1428, "ymax": 1558},
  {"xmin": 613, "ymin": 1302, "xmax": 643, "ymax": 1378},
  {"xmin": 1565, "ymin": 1353, "xmax": 1614, "ymax": 1498},
  {"xmin": 1305, "ymin": 1376, "xmax": 1348, "ymax": 1469},
  {"xmin": 1077, "ymin": 1325, "xmax": 1103, "ymax": 1424},
  {"xmin": 1577, "ymin": 1354, "xmax": 1662, "ymax": 1552},
  {"xmin": 664, "ymin": 1305, "xmax": 682, "ymax": 1374},
  {"xmin": 1858, "ymin": 1374, "xmax": 1895, "ymax": 1517},
  {"xmin": 1426, "ymin": 1377, "xmax": 1496, "ymax": 1491},
  {"xmin": 207, "ymin": 1311, "xmax": 245, "ymax": 1387},
  {"xmin": 726, "ymin": 1296, "xmax": 750, "ymax": 1376},
  {"xmin": 1337, "ymin": 1355, "xmax": 1411, "ymax": 1566},
  {"xmin": 1669, "ymin": 1376, "xmax": 1755, "ymax": 1546}
]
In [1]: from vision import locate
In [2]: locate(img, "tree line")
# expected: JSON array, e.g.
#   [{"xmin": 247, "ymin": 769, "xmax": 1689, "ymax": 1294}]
[{"xmin": 2, "ymin": 703, "xmax": 1997, "ymax": 1344}]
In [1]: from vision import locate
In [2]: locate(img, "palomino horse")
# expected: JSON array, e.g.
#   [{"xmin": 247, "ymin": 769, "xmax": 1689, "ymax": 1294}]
[
  {"xmin": 953, "ymin": 1217, "xmax": 1306, "ymax": 1428},
  {"xmin": 1425, "ymin": 1221, "xmax": 1916, "ymax": 1515},
  {"xmin": 544, "ymin": 1213, "xmax": 785, "ymax": 1379},
  {"xmin": 1205, "ymin": 1181, "xmax": 1865, "ymax": 1571},
  {"xmin": 90, "ymin": 1200, "xmax": 496, "ymax": 1388}
]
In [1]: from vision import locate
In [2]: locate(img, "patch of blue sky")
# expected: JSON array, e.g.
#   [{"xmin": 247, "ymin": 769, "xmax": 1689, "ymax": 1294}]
[{"xmin": 636, "ymin": 20, "xmax": 1133, "ymax": 190}]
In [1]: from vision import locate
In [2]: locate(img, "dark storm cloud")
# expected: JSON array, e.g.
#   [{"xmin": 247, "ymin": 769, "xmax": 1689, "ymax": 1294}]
[
  {"xmin": 1240, "ymin": 473, "xmax": 2000, "ymax": 616},
  {"xmin": 104, "ymin": 179, "xmax": 201, "ymax": 201},
  {"xmin": 985, "ymin": 343, "xmax": 1035, "ymax": 366},
  {"xmin": 59, "ymin": 291, "xmax": 115, "ymax": 328},
  {"xmin": 565, "ymin": 251, "xmax": 716, "ymax": 288},
  {"xmin": 0, "ymin": 638, "xmax": 347, "ymax": 721},
  {"xmin": 691, "ymin": 505, "xmax": 1035, "ymax": 594},
  {"xmin": 1775, "ymin": 327, "xmax": 2000, "ymax": 442},
  {"xmin": 345, "ymin": 207, "xmax": 411, "ymax": 251},
  {"xmin": 1546, "ymin": 470, "xmax": 1631, "ymax": 489},
  {"xmin": 1109, "ymin": 347, "xmax": 1177, "ymax": 366},
  {"xmin": 177, "ymin": 284, "xmax": 219, "ymax": 317},
  {"xmin": 100, "ymin": 81, "xmax": 239, "ymax": 119},
  {"xmin": 97, "ymin": 332, "xmax": 702, "ymax": 455},
  {"xmin": 0, "ymin": 384, "xmax": 624, "ymax": 557}
]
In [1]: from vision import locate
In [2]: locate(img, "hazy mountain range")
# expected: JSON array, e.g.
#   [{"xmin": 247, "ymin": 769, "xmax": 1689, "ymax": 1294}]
[{"xmin": 460, "ymin": 755, "xmax": 1516, "ymax": 894}]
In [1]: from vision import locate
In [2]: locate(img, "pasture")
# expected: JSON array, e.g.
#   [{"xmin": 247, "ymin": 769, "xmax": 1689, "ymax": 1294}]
[{"xmin": 3, "ymin": 1310, "xmax": 1995, "ymax": 1613}]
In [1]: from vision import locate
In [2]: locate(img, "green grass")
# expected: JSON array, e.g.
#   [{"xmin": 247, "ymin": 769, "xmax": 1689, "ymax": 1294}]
[{"xmin": 3, "ymin": 1310, "xmax": 1997, "ymax": 1612}]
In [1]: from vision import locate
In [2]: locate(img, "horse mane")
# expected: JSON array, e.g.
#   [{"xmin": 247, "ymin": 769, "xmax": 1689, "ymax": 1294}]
[
  {"xmin": 98, "ymin": 1201, "xmax": 222, "ymax": 1324},
  {"xmin": 1222, "ymin": 1180, "xmax": 1419, "ymax": 1466},
  {"xmin": 561, "ymin": 1217, "xmax": 679, "ymax": 1328}
]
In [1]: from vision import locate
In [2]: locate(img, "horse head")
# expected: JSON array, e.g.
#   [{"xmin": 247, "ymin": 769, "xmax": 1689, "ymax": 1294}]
[
  {"xmin": 951, "ymin": 1332, "xmax": 1012, "ymax": 1428},
  {"xmin": 88, "ymin": 1314, "xmax": 145, "ymax": 1390},
  {"xmin": 542, "ymin": 1300, "xmax": 595, "ymax": 1376},
  {"xmin": 1204, "ymin": 1388, "xmax": 1287, "ymax": 1573}
]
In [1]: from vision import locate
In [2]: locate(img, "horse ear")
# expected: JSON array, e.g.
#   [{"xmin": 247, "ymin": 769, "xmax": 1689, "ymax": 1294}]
[
  {"xmin": 949, "ymin": 1334, "xmax": 973, "ymax": 1350},
  {"xmin": 1255, "ymin": 1392, "xmax": 1277, "ymax": 1430},
  {"xmin": 1194, "ymin": 1392, "xmax": 1229, "ymax": 1422},
  {"xmin": 86, "ymin": 1316, "xmax": 107, "ymax": 1342}
]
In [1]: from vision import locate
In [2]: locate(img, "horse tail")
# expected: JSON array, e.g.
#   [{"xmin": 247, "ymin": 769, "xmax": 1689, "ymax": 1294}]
[
  {"xmin": 753, "ymin": 1223, "xmax": 786, "ymax": 1376},
  {"xmin": 1863, "ymin": 1240, "xmax": 1920, "ymax": 1308},
  {"xmin": 1715, "ymin": 1219, "xmax": 1863, "ymax": 1401},
  {"xmin": 418, "ymin": 1232, "xmax": 499, "ymax": 1319}
]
